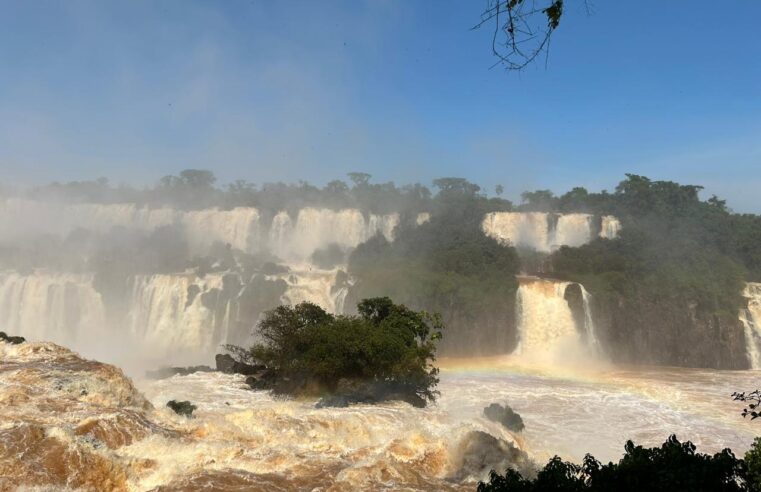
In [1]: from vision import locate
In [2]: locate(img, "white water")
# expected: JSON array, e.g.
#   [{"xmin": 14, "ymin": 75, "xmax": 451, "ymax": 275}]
[
  {"xmin": 740, "ymin": 283, "xmax": 761, "ymax": 369},
  {"xmin": 600, "ymin": 215, "xmax": 622, "ymax": 239},
  {"xmin": 482, "ymin": 212, "xmax": 617, "ymax": 253},
  {"xmin": 580, "ymin": 284, "xmax": 602, "ymax": 353},
  {"xmin": 514, "ymin": 277, "xmax": 600, "ymax": 365},
  {"xmin": 128, "ymin": 274, "xmax": 231, "ymax": 364},
  {"xmin": 0, "ymin": 271, "xmax": 107, "ymax": 352},
  {"xmin": 134, "ymin": 361, "xmax": 760, "ymax": 488}
]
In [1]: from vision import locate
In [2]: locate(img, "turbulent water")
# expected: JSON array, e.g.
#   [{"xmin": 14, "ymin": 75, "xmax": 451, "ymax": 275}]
[
  {"xmin": 1, "ymin": 341, "xmax": 757, "ymax": 491},
  {"xmin": 482, "ymin": 212, "xmax": 619, "ymax": 253}
]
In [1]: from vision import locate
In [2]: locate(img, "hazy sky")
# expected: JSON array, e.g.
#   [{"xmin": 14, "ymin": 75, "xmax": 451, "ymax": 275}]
[{"xmin": 1, "ymin": 1, "xmax": 760, "ymax": 211}]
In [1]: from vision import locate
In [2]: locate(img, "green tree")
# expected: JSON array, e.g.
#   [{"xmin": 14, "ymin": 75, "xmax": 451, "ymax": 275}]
[{"xmin": 246, "ymin": 298, "xmax": 443, "ymax": 404}]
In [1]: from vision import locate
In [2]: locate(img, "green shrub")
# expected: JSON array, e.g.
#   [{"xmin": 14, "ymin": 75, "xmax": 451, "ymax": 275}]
[{"xmin": 244, "ymin": 297, "xmax": 443, "ymax": 404}]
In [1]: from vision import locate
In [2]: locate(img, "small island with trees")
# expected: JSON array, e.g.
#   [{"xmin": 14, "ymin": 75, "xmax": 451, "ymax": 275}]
[{"xmin": 223, "ymin": 297, "xmax": 443, "ymax": 408}]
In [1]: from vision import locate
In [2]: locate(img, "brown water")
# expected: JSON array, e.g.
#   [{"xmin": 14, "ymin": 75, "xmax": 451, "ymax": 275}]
[{"xmin": 1, "ymin": 343, "xmax": 758, "ymax": 491}]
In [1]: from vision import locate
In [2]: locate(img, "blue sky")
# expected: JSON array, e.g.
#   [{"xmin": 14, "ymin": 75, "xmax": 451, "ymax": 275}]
[{"xmin": 1, "ymin": 1, "xmax": 760, "ymax": 211}]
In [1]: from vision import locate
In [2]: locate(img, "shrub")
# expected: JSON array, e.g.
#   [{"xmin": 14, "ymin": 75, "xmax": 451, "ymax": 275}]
[{"xmin": 244, "ymin": 297, "xmax": 443, "ymax": 404}]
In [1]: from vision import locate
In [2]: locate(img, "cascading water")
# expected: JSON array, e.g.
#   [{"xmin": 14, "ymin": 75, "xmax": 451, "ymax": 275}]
[
  {"xmin": 128, "ymin": 274, "xmax": 230, "ymax": 361},
  {"xmin": 0, "ymin": 199, "xmax": 404, "ymax": 363},
  {"xmin": 553, "ymin": 214, "xmax": 593, "ymax": 249},
  {"xmin": 267, "ymin": 267, "xmax": 348, "ymax": 314},
  {"xmin": 600, "ymin": 215, "xmax": 622, "ymax": 239},
  {"xmin": 483, "ymin": 212, "xmax": 618, "ymax": 252},
  {"xmin": 266, "ymin": 207, "xmax": 398, "ymax": 262},
  {"xmin": 515, "ymin": 277, "xmax": 577, "ymax": 353},
  {"xmin": 580, "ymin": 285, "xmax": 602, "ymax": 353},
  {"xmin": 740, "ymin": 283, "xmax": 761, "ymax": 369},
  {"xmin": 0, "ymin": 271, "xmax": 107, "ymax": 349},
  {"xmin": 182, "ymin": 207, "xmax": 261, "ymax": 253},
  {"xmin": 483, "ymin": 212, "xmax": 551, "ymax": 252},
  {"xmin": 514, "ymin": 277, "xmax": 600, "ymax": 364}
]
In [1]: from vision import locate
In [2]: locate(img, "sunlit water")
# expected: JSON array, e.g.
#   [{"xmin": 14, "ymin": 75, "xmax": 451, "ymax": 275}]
[
  {"xmin": 134, "ymin": 356, "xmax": 760, "ymax": 489},
  {"xmin": 3, "ymin": 341, "xmax": 759, "ymax": 491},
  {"xmin": 436, "ymin": 357, "xmax": 760, "ymax": 462}
]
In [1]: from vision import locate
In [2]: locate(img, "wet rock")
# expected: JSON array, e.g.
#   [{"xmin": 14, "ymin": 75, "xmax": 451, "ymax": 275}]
[
  {"xmin": 0, "ymin": 332, "xmax": 25, "ymax": 344},
  {"xmin": 166, "ymin": 400, "xmax": 197, "ymax": 417},
  {"xmin": 244, "ymin": 374, "xmax": 273, "ymax": 390},
  {"xmin": 316, "ymin": 380, "xmax": 426, "ymax": 409},
  {"xmin": 215, "ymin": 354, "xmax": 264, "ymax": 376},
  {"xmin": 484, "ymin": 403, "xmax": 525, "ymax": 432},
  {"xmin": 454, "ymin": 430, "xmax": 533, "ymax": 481},
  {"xmin": 145, "ymin": 365, "xmax": 214, "ymax": 380}
]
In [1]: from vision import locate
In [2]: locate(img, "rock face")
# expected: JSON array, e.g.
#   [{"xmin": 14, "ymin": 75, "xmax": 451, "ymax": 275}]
[
  {"xmin": 484, "ymin": 403, "xmax": 525, "ymax": 433},
  {"xmin": 166, "ymin": 400, "xmax": 197, "ymax": 417},
  {"xmin": 215, "ymin": 353, "xmax": 264, "ymax": 375},
  {"xmin": 593, "ymin": 293, "xmax": 748, "ymax": 369},
  {"xmin": 452, "ymin": 430, "xmax": 533, "ymax": 481}
]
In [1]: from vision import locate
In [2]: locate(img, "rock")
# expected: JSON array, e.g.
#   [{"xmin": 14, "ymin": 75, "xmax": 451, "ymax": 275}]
[
  {"xmin": 166, "ymin": 400, "xmax": 197, "ymax": 417},
  {"xmin": 0, "ymin": 332, "xmax": 25, "ymax": 345},
  {"xmin": 145, "ymin": 365, "xmax": 215, "ymax": 379},
  {"xmin": 453, "ymin": 430, "xmax": 533, "ymax": 481},
  {"xmin": 484, "ymin": 403, "xmax": 525, "ymax": 432},
  {"xmin": 244, "ymin": 375, "xmax": 272, "ymax": 391},
  {"xmin": 316, "ymin": 380, "xmax": 426, "ymax": 409},
  {"xmin": 215, "ymin": 354, "xmax": 264, "ymax": 376}
]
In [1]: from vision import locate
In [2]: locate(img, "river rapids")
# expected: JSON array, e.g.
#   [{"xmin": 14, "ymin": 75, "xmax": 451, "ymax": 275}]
[{"xmin": 1, "ymin": 341, "xmax": 757, "ymax": 491}]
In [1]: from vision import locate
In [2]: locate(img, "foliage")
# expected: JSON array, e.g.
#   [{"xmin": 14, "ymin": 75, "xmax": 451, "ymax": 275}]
[
  {"xmin": 474, "ymin": 1, "xmax": 568, "ymax": 71},
  {"xmin": 478, "ymin": 435, "xmax": 750, "ymax": 492},
  {"xmin": 733, "ymin": 391, "xmax": 761, "ymax": 420},
  {"xmin": 27, "ymin": 170, "xmax": 437, "ymax": 215},
  {"xmin": 348, "ymin": 178, "xmax": 520, "ymax": 355},
  {"xmin": 245, "ymin": 297, "xmax": 443, "ymax": 403},
  {"xmin": 550, "ymin": 175, "xmax": 751, "ymax": 313}
]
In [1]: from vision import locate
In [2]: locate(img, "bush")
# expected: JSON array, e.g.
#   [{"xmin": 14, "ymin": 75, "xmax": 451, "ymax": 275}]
[
  {"xmin": 478, "ymin": 435, "xmax": 747, "ymax": 492},
  {"xmin": 242, "ymin": 297, "xmax": 443, "ymax": 404}
]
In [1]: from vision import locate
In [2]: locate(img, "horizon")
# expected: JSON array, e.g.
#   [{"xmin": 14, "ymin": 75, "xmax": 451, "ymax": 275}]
[{"xmin": 1, "ymin": 1, "xmax": 759, "ymax": 212}]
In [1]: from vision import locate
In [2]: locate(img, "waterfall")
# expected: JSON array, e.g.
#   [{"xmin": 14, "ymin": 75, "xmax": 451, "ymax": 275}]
[
  {"xmin": 0, "ymin": 271, "xmax": 106, "ymax": 349},
  {"xmin": 128, "ymin": 274, "xmax": 229, "ymax": 359},
  {"xmin": 266, "ymin": 208, "xmax": 398, "ymax": 262},
  {"xmin": 483, "ymin": 212, "xmax": 611, "ymax": 252},
  {"xmin": 740, "ymin": 283, "xmax": 761, "ymax": 369},
  {"xmin": 579, "ymin": 285, "xmax": 601, "ymax": 352},
  {"xmin": 0, "ymin": 199, "xmax": 406, "ymax": 363},
  {"xmin": 182, "ymin": 207, "xmax": 261, "ymax": 253},
  {"xmin": 514, "ymin": 277, "xmax": 600, "ymax": 364},
  {"xmin": 600, "ymin": 216, "xmax": 621, "ymax": 239},
  {"xmin": 515, "ymin": 278, "xmax": 577, "ymax": 353},
  {"xmin": 483, "ymin": 212, "xmax": 551, "ymax": 252},
  {"xmin": 553, "ymin": 214, "xmax": 593, "ymax": 249}
]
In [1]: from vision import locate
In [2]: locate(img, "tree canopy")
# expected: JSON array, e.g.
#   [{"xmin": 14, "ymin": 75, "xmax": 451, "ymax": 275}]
[{"xmin": 244, "ymin": 298, "xmax": 443, "ymax": 404}]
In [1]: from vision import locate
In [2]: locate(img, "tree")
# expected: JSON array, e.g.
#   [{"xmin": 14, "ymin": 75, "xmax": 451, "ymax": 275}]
[
  {"xmin": 495, "ymin": 184, "xmax": 504, "ymax": 196},
  {"xmin": 479, "ymin": 435, "xmax": 749, "ymax": 491},
  {"xmin": 520, "ymin": 189, "xmax": 556, "ymax": 210},
  {"xmin": 243, "ymin": 298, "xmax": 443, "ymax": 404},
  {"xmin": 348, "ymin": 172, "xmax": 372, "ymax": 188},
  {"xmin": 474, "ymin": 0, "xmax": 571, "ymax": 71}
]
